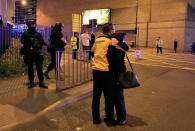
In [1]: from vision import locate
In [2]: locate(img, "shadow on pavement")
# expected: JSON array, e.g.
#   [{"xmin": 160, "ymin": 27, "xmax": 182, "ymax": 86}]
[
  {"xmin": 126, "ymin": 114, "xmax": 148, "ymax": 127},
  {"xmin": 13, "ymin": 88, "xmax": 70, "ymax": 114},
  {"xmin": 5, "ymin": 115, "xmax": 58, "ymax": 131}
]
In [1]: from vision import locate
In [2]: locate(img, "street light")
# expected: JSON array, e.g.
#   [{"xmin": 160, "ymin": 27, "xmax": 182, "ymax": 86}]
[{"xmin": 21, "ymin": 0, "xmax": 27, "ymax": 6}]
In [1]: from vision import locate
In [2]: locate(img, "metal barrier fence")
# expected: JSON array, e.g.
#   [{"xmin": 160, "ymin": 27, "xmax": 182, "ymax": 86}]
[
  {"xmin": 56, "ymin": 50, "xmax": 92, "ymax": 91},
  {"xmin": 0, "ymin": 27, "xmax": 51, "ymax": 66}
]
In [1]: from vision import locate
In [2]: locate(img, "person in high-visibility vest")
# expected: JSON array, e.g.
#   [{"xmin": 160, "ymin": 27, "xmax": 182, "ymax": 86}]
[
  {"xmin": 156, "ymin": 36, "xmax": 163, "ymax": 54},
  {"xmin": 71, "ymin": 32, "xmax": 79, "ymax": 59}
]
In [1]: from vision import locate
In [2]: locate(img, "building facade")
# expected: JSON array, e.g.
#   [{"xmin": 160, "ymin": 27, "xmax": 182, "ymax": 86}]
[
  {"xmin": 15, "ymin": 0, "xmax": 37, "ymax": 24},
  {"xmin": 37, "ymin": 0, "xmax": 195, "ymax": 52}
]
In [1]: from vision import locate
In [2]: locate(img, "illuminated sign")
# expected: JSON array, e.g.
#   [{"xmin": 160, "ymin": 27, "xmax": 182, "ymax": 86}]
[{"xmin": 82, "ymin": 8, "xmax": 110, "ymax": 25}]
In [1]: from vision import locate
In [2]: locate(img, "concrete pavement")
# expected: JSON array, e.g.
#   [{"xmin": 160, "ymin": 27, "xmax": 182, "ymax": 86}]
[
  {"xmin": 3, "ymin": 60, "xmax": 195, "ymax": 131},
  {"xmin": 0, "ymin": 73, "xmax": 93, "ymax": 130},
  {"xmin": 0, "ymin": 47, "xmax": 194, "ymax": 131}
]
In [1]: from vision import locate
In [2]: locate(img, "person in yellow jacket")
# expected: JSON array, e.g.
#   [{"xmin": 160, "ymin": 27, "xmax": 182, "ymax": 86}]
[
  {"xmin": 71, "ymin": 32, "xmax": 79, "ymax": 59},
  {"xmin": 91, "ymin": 23, "xmax": 116, "ymax": 126},
  {"xmin": 156, "ymin": 36, "xmax": 163, "ymax": 54}
]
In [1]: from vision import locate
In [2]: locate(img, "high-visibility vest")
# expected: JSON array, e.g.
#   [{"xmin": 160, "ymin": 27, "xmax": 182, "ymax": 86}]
[
  {"xmin": 156, "ymin": 39, "xmax": 163, "ymax": 47},
  {"xmin": 71, "ymin": 36, "xmax": 78, "ymax": 49}
]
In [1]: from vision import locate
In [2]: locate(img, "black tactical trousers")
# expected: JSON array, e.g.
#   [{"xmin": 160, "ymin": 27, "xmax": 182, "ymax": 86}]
[
  {"xmin": 47, "ymin": 51, "xmax": 62, "ymax": 72},
  {"xmin": 24, "ymin": 53, "xmax": 44, "ymax": 83},
  {"xmin": 92, "ymin": 70, "xmax": 114, "ymax": 121}
]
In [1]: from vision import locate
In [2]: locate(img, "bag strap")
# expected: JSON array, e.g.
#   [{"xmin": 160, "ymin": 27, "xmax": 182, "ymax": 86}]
[
  {"xmin": 125, "ymin": 53, "xmax": 134, "ymax": 72},
  {"xmin": 115, "ymin": 45, "xmax": 134, "ymax": 71}
]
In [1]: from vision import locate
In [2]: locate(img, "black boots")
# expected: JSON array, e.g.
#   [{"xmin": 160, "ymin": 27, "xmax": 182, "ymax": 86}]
[
  {"xmin": 104, "ymin": 118, "xmax": 117, "ymax": 127},
  {"xmin": 28, "ymin": 82, "xmax": 35, "ymax": 88},
  {"xmin": 39, "ymin": 82, "xmax": 48, "ymax": 89},
  {"xmin": 93, "ymin": 117, "xmax": 102, "ymax": 124},
  {"xmin": 44, "ymin": 71, "xmax": 50, "ymax": 79},
  {"xmin": 28, "ymin": 82, "xmax": 48, "ymax": 89}
]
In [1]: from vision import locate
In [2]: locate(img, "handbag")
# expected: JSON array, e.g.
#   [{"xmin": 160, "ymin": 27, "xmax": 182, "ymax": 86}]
[{"xmin": 119, "ymin": 53, "xmax": 140, "ymax": 89}]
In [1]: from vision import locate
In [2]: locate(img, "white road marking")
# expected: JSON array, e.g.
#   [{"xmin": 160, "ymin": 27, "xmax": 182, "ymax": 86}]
[
  {"xmin": 126, "ymin": 53, "xmax": 195, "ymax": 71},
  {"xmin": 130, "ymin": 61, "xmax": 195, "ymax": 71}
]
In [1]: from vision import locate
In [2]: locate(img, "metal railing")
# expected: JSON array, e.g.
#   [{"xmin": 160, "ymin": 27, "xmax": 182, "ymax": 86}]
[
  {"xmin": 56, "ymin": 50, "xmax": 92, "ymax": 91},
  {"xmin": 0, "ymin": 27, "xmax": 93, "ymax": 91},
  {"xmin": 0, "ymin": 27, "xmax": 51, "ymax": 66}
]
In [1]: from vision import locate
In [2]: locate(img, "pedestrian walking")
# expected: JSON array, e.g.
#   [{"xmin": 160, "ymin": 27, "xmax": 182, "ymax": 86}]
[
  {"xmin": 44, "ymin": 22, "xmax": 67, "ymax": 79},
  {"xmin": 107, "ymin": 32, "xmax": 129, "ymax": 125},
  {"xmin": 91, "ymin": 23, "xmax": 116, "ymax": 126},
  {"xmin": 88, "ymin": 31, "xmax": 95, "ymax": 60},
  {"xmin": 192, "ymin": 42, "xmax": 195, "ymax": 54},
  {"xmin": 174, "ymin": 40, "xmax": 178, "ymax": 53},
  {"xmin": 156, "ymin": 36, "xmax": 163, "ymax": 54},
  {"xmin": 20, "ymin": 21, "xmax": 48, "ymax": 89},
  {"xmin": 71, "ymin": 32, "xmax": 79, "ymax": 59}
]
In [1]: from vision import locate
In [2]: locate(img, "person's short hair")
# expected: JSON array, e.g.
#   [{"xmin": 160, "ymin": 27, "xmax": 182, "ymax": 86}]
[
  {"xmin": 102, "ymin": 22, "xmax": 114, "ymax": 35},
  {"xmin": 74, "ymin": 32, "xmax": 77, "ymax": 36},
  {"xmin": 83, "ymin": 29, "xmax": 88, "ymax": 33},
  {"xmin": 112, "ymin": 32, "xmax": 126, "ymax": 42}
]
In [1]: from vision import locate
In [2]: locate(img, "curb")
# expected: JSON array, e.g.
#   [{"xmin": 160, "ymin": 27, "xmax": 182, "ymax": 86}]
[{"xmin": 0, "ymin": 86, "xmax": 93, "ymax": 131}]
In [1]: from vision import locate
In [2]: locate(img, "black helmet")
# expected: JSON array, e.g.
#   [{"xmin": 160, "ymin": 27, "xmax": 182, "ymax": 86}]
[
  {"xmin": 55, "ymin": 22, "xmax": 63, "ymax": 27},
  {"xmin": 26, "ymin": 20, "xmax": 35, "ymax": 28},
  {"xmin": 26, "ymin": 20, "xmax": 36, "ymax": 32},
  {"xmin": 53, "ymin": 22, "xmax": 63, "ymax": 31}
]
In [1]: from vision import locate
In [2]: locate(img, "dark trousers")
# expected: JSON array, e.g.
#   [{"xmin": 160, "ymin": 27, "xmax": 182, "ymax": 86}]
[
  {"xmin": 47, "ymin": 51, "xmax": 62, "ymax": 73},
  {"xmin": 92, "ymin": 70, "xmax": 114, "ymax": 121},
  {"xmin": 72, "ymin": 49, "xmax": 78, "ymax": 59},
  {"xmin": 174, "ymin": 47, "xmax": 177, "ymax": 53},
  {"xmin": 88, "ymin": 51, "xmax": 94, "ymax": 60},
  {"xmin": 157, "ymin": 46, "xmax": 162, "ymax": 54},
  {"xmin": 24, "ymin": 54, "xmax": 44, "ymax": 83},
  {"xmin": 112, "ymin": 72, "xmax": 126, "ymax": 121}
]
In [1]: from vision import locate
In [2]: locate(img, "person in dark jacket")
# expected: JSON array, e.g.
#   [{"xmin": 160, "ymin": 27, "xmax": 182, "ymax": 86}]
[
  {"xmin": 44, "ymin": 22, "xmax": 67, "ymax": 79},
  {"xmin": 21, "ymin": 21, "xmax": 48, "ymax": 88},
  {"xmin": 88, "ymin": 31, "xmax": 95, "ymax": 60},
  {"xmin": 174, "ymin": 40, "xmax": 178, "ymax": 53},
  {"xmin": 192, "ymin": 42, "xmax": 195, "ymax": 54},
  {"xmin": 107, "ymin": 32, "xmax": 129, "ymax": 125}
]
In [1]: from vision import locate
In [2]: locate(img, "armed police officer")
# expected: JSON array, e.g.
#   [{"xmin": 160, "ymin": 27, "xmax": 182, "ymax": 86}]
[
  {"xmin": 21, "ymin": 21, "xmax": 48, "ymax": 89},
  {"xmin": 44, "ymin": 22, "xmax": 67, "ymax": 79}
]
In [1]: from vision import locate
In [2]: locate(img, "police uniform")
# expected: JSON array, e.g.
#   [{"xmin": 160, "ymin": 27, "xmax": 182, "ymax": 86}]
[
  {"xmin": 44, "ymin": 23, "xmax": 66, "ymax": 79},
  {"xmin": 21, "ymin": 21, "xmax": 47, "ymax": 88}
]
